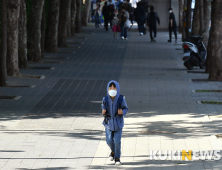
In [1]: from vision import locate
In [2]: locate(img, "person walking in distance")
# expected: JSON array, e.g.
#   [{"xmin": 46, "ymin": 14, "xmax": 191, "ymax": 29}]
[
  {"xmin": 168, "ymin": 7, "xmax": 177, "ymax": 43},
  {"xmin": 95, "ymin": 4, "xmax": 102, "ymax": 28},
  {"xmin": 120, "ymin": 6, "xmax": 129, "ymax": 40},
  {"xmin": 147, "ymin": 6, "xmax": 160, "ymax": 42},
  {"xmin": 112, "ymin": 14, "xmax": 120, "ymax": 39},
  {"xmin": 102, "ymin": 81, "xmax": 128, "ymax": 166},
  {"xmin": 108, "ymin": 0, "xmax": 115, "ymax": 29},
  {"xmin": 135, "ymin": 2, "xmax": 146, "ymax": 36},
  {"xmin": 103, "ymin": 2, "xmax": 110, "ymax": 30}
]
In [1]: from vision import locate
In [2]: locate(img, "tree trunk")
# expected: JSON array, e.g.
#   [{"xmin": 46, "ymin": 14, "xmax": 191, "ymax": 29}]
[
  {"xmin": 75, "ymin": 0, "xmax": 82, "ymax": 33},
  {"xmin": 28, "ymin": 0, "xmax": 44, "ymax": 62},
  {"xmin": 208, "ymin": 0, "xmax": 222, "ymax": 81},
  {"xmin": 71, "ymin": 0, "xmax": 77, "ymax": 36},
  {"xmin": 182, "ymin": 0, "xmax": 187, "ymax": 40},
  {"xmin": 179, "ymin": 0, "xmax": 183, "ymax": 33},
  {"xmin": 67, "ymin": 3, "xmax": 72, "ymax": 37},
  {"xmin": 81, "ymin": 0, "xmax": 91, "ymax": 26},
  {"xmin": 45, "ymin": 0, "xmax": 60, "ymax": 52},
  {"xmin": 186, "ymin": 0, "xmax": 192, "ymax": 38},
  {"xmin": 41, "ymin": 0, "xmax": 46, "ymax": 58},
  {"xmin": 205, "ymin": 30, "xmax": 211, "ymax": 73},
  {"xmin": 88, "ymin": 9, "xmax": 91, "ymax": 22},
  {"xmin": 202, "ymin": 0, "xmax": 211, "ymax": 47},
  {"xmin": 58, "ymin": 0, "xmax": 71, "ymax": 47},
  {"xmin": 191, "ymin": 0, "xmax": 200, "ymax": 35},
  {"xmin": 6, "ymin": 0, "xmax": 20, "ymax": 76},
  {"xmin": 0, "ymin": 0, "xmax": 8, "ymax": 86},
  {"xmin": 199, "ymin": 0, "xmax": 204, "ymax": 35},
  {"xmin": 18, "ymin": 0, "xmax": 28, "ymax": 69}
]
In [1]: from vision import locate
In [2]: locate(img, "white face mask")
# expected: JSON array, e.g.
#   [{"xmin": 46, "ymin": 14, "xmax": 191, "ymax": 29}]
[
  {"xmin": 108, "ymin": 90, "xmax": 117, "ymax": 97},
  {"xmin": 169, "ymin": 10, "xmax": 172, "ymax": 13}
]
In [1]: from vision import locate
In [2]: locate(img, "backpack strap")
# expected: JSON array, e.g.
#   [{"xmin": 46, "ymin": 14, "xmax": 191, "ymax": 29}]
[
  {"xmin": 104, "ymin": 96, "xmax": 109, "ymax": 111},
  {"xmin": 103, "ymin": 96, "xmax": 110, "ymax": 124},
  {"xmin": 115, "ymin": 95, "xmax": 124, "ymax": 116}
]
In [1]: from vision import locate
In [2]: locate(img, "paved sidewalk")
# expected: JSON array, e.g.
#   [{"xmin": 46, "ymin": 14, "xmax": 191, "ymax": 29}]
[{"xmin": 1, "ymin": 25, "xmax": 222, "ymax": 170}]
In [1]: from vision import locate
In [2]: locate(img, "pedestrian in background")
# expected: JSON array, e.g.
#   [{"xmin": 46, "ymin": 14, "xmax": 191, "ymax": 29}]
[
  {"xmin": 103, "ymin": 2, "xmax": 110, "ymax": 30},
  {"xmin": 134, "ymin": 2, "xmax": 146, "ymax": 36},
  {"xmin": 147, "ymin": 6, "xmax": 160, "ymax": 42},
  {"xmin": 168, "ymin": 7, "xmax": 177, "ymax": 43},
  {"xmin": 108, "ymin": 0, "xmax": 115, "ymax": 28},
  {"xmin": 112, "ymin": 14, "xmax": 120, "ymax": 39},
  {"xmin": 119, "ymin": 6, "xmax": 129, "ymax": 40},
  {"xmin": 95, "ymin": 4, "xmax": 102, "ymax": 28}
]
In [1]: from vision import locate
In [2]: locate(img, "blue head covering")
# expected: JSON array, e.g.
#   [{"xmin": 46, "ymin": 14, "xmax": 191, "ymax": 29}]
[{"xmin": 106, "ymin": 80, "xmax": 120, "ymax": 117}]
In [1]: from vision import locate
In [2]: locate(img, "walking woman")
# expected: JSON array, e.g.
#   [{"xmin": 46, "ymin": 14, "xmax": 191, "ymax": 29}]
[
  {"xmin": 103, "ymin": 2, "xmax": 109, "ymax": 30},
  {"xmin": 95, "ymin": 4, "xmax": 101, "ymax": 28},
  {"xmin": 120, "ymin": 6, "xmax": 129, "ymax": 40}
]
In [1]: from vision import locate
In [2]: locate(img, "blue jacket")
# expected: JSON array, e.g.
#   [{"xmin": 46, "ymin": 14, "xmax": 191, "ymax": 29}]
[{"xmin": 101, "ymin": 80, "xmax": 128, "ymax": 131}]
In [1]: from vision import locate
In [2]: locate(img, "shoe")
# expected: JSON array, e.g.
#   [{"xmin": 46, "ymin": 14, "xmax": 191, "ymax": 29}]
[
  {"xmin": 153, "ymin": 38, "xmax": 156, "ymax": 43},
  {"xmin": 168, "ymin": 40, "xmax": 172, "ymax": 42},
  {"xmin": 115, "ymin": 158, "xmax": 121, "ymax": 165},
  {"xmin": 109, "ymin": 151, "xmax": 114, "ymax": 161},
  {"xmin": 140, "ymin": 32, "xmax": 143, "ymax": 36},
  {"xmin": 121, "ymin": 37, "xmax": 124, "ymax": 40}
]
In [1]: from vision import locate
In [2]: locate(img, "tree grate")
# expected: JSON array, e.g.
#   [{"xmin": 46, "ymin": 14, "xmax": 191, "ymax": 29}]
[
  {"xmin": 29, "ymin": 66, "xmax": 53, "ymax": 70},
  {"xmin": 0, "ymin": 96, "xmax": 21, "ymax": 100},
  {"xmin": 187, "ymin": 71, "xmax": 208, "ymax": 74},
  {"xmin": 20, "ymin": 75, "xmax": 45, "ymax": 79},
  {"xmin": 195, "ymin": 90, "xmax": 222, "ymax": 93},
  {"xmin": 139, "ymin": 131, "xmax": 177, "ymax": 134},
  {"xmin": 201, "ymin": 101, "xmax": 222, "ymax": 105},
  {"xmin": 41, "ymin": 60, "xmax": 63, "ymax": 64},
  {"xmin": 7, "ymin": 85, "xmax": 36, "ymax": 88}
]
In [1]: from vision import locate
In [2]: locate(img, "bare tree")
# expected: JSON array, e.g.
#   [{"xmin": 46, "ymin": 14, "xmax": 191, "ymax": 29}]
[
  {"xmin": 186, "ymin": 0, "xmax": 192, "ymax": 38},
  {"xmin": 75, "ymin": 0, "xmax": 82, "ymax": 33},
  {"xmin": 208, "ymin": 0, "xmax": 222, "ymax": 81},
  {"xmin": 45, "ymin": 0, "xmax": 60, "ymax": 52},
  {"xmin": 179, "ymin": 0, "xmax": 183, "ymax": 33},
  {"xmin": 0, "ymin": 0, "xmax": 7, "ymax": 86},
  {"xmin": 6, "ymin": 0, "xmax": 20, "ymax": 76},
  {"xmin": 28, "ymin": 0, "xmax": 45, "ymax": 62},
  {"xmin": 82, "ymin": 0, "xmax": 91, "ymax": 26},
  {"xmin": 192, "ymin": 0, "xmax": 200, "ymax": 35},
  {"xmin": 202, "ymin": 0, "xmax": 211, "ymax": 47},
  {"xmin": 182, "ymin": 0, "xmax": 187, "ymax": 40},
  {"xmin": 67, "ymin": 3, "xmax": 72, "ymax": 37},
  {"xmin": 41, "ymin": 0, "xmax": 46, "ymax": 58},
  {"xmin": 199, "ymin": 0, "xmax": 204, "ymax": 35},
  {"xmin": 71, "ymin": 0, "xmax": 77, "ymax": 36},
  {"xmin": 58, "ymin": 0, "xmax": 72, "ymax": 47},
  {"xmin": 18, "ymin": 0, "xmax": 28, "ymax": 69}
]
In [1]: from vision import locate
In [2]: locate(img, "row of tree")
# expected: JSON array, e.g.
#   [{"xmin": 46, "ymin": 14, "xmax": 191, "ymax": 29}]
[
  {"xmin": 179, "ymin": 0, "xmax": 222, "ymax": 81},
  {"xmin": 0, "ymin": 0, "xmax": 91, "ymax": 87}
]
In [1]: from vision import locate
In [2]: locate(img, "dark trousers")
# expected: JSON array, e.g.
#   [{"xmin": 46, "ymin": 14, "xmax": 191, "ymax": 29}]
[
  {"xmin": 108, "ymin": 19, "xmax": 113, "ymax": 28},
  {"xmin": 149, "ymin": 26, "xmax": 157, "ymax": 40},
  {"xmin": 138, "ymin": 20, "xmax": 144, "ymax": 33},
  {"xmin": 120, "ymin": 24, "xmax": 127, "ymax": 38},
  {"xmin": 104, "ymin": 18, "xmax": 108, "ymax": 30},
  {"xmin": 169, "ymin": 26, "xmax": 177, "ymax": 40}
]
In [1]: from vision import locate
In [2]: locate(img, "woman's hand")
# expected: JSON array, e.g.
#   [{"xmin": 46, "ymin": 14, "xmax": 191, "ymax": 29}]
[
  {"xmin": 102, "ymin": 109, "xmax": 106, "ymax": 115},
  {"xmin": 118, "ymin": 109, "xmax": 123, "ymax": 115}
]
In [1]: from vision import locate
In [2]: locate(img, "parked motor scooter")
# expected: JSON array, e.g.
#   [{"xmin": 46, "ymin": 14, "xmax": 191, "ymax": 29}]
[{"xmin": 182, "ymin": 35, "xmax": 207, "ymax": 70}]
